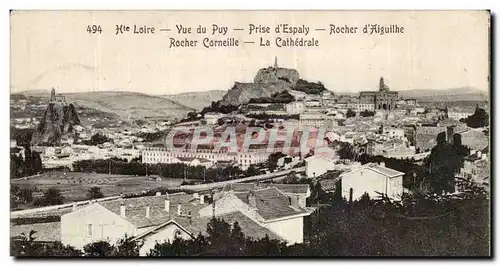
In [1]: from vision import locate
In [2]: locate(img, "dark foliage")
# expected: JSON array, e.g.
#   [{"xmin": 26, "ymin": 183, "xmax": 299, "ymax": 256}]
[
  {"xmin": 293, "ymin": 79, "xmax": 327, "ymax": 95},
  {"xmin": 11, "ymin": 230, "xmax": 82, "ymax": 257},
  {"xmin": 248, "ymin": 90, "xmax": 295, "ymax": 104},
  {"xmin": 10, "ymin": 147, "xmax": 43, "ymax": 179},
  {"xmin": 201, "ymin": 101, "xmax": 239, "ymax": 115},
  {"xmin": 463, "ymin": 106, "xmax": 489, "ymax": 128},
  {"xmin": 34, "ymin": 187, "xmax": 64, "ymax": 206},
  {"xmin": 346, "ymin": 108, "xmax": 356, "ymax": 118},
  {"xmin": 81, "ymin": 132, "xmax": 112, "ymax": 145},
  {"xmin": 360, "ymin": 110, "xmax": 375, "ymax": 117},
  {"xmin": 87, "ymin": 186, "xmax": 104, "ymax": 200}
]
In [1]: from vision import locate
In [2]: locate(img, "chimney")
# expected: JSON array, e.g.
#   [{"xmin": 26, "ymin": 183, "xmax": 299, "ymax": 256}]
[
  {"xmin": 145, "ymin": 206, "xmax": 150, "ymax": 218},
  {"xmin": 477, "ymin": 151, "xmax": 482, "ymax": 158},
  {"xmin": 248, "ymin": 191, "xmax": 257, "ymax": 208},
  {"xmin": 165, "ymin": 198, "xmax": 170, "ymax": 213},
  {"xmin": 120, "ymin": 203, "xmax": 126, "ymax": 218},
  {"xmin": 290, "ymin": 195, "xmax": 299, "ymax": 208},
  {"xmin": 200, "ymin": 195, "xmax": 205, "ymax": 204},
  {"xmin": 72, "ymin": 203, "xmax": 77, "ymax": 212},
  {"xmin": 470, "ymin": 149, "xmax": 476, "ymax": 155},
  {"xmin": 482, "ymin": 153, "xmax": 487, "ymax": 160},
  {"xmin": 380, "ymin": 162, "xmax": 386, "ymax": 168},
  {"xmin": 177, "ymin": 204, "xmax": 182, "ymax": 216},
  {"xmin": 155, "ymin": 192, "xmax": 161, "ymax": 196}
]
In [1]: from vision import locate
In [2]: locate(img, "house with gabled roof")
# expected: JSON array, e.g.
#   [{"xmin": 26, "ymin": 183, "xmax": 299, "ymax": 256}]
[
  {"xmin": 304, "ymin": 153, "xmax": 338, "ymax": 178},
  {"xmin": 222, "ymin": 183, "xmax": 311, "ymax": 208},
  {"xmin": 60, "ymin": 192, "xmax": 205, "ymax": 252},
  {"xmin": 199, "ymin": 187, "xmax": 312, "ymax": 245},
  {"xmin": 340, "ymin": 162, "xmax": 404, "ymax": 201},
  {"xmin": 60, "ymin": 187, "xmax": 309, "ymax": 255},
  {"xmin": 133, "ymin": 211, "xmax": 283, "ymax": 256}
]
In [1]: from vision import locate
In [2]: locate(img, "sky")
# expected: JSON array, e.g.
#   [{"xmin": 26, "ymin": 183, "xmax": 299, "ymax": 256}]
[{"xmin": 10, "ymin": 10, "xmax": 490, "ymax": 95}]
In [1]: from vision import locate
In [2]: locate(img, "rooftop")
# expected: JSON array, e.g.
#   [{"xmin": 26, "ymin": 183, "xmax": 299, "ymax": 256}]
[
  {"xmin": 11, "ymin": 222, "xmax": 61, "ymax": 242},
  {"xmin": 342, "ymin": 163, "xmax": 404, "ymax": 179},
  {"xmin": 222, "ymin": 183, "xmax": 310, "ymax": 195},
  {"xmin": 233, "ymin": 188, "xmax": 309, "ymax": 221},
  {"xmin": 99, "ymin": 193, "xmax": 205, "ymax": 228}
]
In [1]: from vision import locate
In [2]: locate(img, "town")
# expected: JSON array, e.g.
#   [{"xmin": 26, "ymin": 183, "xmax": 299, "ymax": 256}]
[{"xmin": 10, "ymin": 58, "xmax": 490, "ymax": 257}]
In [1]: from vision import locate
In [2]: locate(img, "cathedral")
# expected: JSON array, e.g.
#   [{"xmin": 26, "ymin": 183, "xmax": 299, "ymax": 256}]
[{"xmin": 359, "ymin": 77, "xmax": 399, "ymax": 111}]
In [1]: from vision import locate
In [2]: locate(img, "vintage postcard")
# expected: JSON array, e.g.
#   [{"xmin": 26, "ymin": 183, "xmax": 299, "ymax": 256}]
[{"xmin": 10, "ymin": 10, "xmax": 490, "ymax": 257}]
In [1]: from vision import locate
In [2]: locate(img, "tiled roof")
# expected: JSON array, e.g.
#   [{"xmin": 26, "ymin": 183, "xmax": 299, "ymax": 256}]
[
  {"xmin": 233, "ymin": 188, "xmax": 309, "ymax": 221},
  {"xmin": 136, "ymin": 211, "xmax": 283, "ymax": 242},
  {"xmin": 370, "ymin": 164, "xmax": 404, "ymax": 178},
  {"xmin": 342, "ymin": 163, "xmax": 404, "ymax": 179},
  {"xmin": 222, "ymin": 183, "xmax": 310, "ymax": 195},
  {"xmin": 458, "ymin": 129, "xmax": 489, "ymax": 151},
  {"xmin": 177, "ymin": 211, "xmax": 283, "ymax": 241},
  {"xmin": 319, "ymin": 179, "xmax": 338, "ymax": 192},
  {"xmin": 265, "ymin": 184, "xmax": 310, "ymax": 194},
  {"xmin": 222, "ymin": 183, "xmax": 258, "ymax": 192},
  {"xmin": 11, "ymin": 222, "xmax": 61, "ymax": 242},
  {"xmin": 99, "ymin": 193, "xmax": 207, "ymax": 228}
]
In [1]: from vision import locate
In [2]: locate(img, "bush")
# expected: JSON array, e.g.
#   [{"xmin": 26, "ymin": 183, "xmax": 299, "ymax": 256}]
[
  {"xmin": 360, "ymin": 110, "xmax": 375, "ymax": 117},
  {"xmin": 34, "ymin": 187, "xmax": 64, "ymax": 206}
]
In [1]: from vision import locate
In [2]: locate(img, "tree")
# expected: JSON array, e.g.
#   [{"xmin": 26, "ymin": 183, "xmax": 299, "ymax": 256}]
[
  {"xmin": 292, "ymin": 79, "xmax": 327, "ymax": 94},
  {"xmin": 88, "ymin": 132, "xmax": 112, "ymax": 145},
  {"xmin": 283, "ymin": 171, "xmax": 299, "ymax": 184},
  {"xmin": 267, "ymin": 152, "xmax": 286, "ymax": 171},
  {"xmin": 11, "ymin": 230, "xmax": 82, "ymax": 257},
  {"xmin": 360, "ymin": 110, "xmax": 375, "ymax": 117},
  {"xmin": 346, "ymin": 109, "xmax": 356, "ymax": 118},
  {"xmin": 87, "ymin": 186, "xmax": 104, "ymax": 200},
  {"xmin": 18, "ymin": 188, "xmax": 34, "ymax": 204},
  {"xmin": 83, "ymin": 241, "xmax": 116, "ymax": 257},
  {"xmin": 229, "ymin": 221, "xmax": 246, "ymax": 255},
  {"xmin": 35, "ymin": 187, "xmax": 64, "ymax": 206},
  {"xmin": 464, "ymin": 106, "xmax": 489, "ymax": 128},
  {"xmin": 423, "ymin": 133, "xmax": 470, "ymax": 193},
  {"xmin": 337, "ymin": 142, "xmax": 355, "ymax": 161},
  {"xmin": 114, "ymin": 235, "xmax": 144, "ymax": 256},
  {"xmin": 245, "ymin": 165, "xmax": 260, "ymax": 177}
]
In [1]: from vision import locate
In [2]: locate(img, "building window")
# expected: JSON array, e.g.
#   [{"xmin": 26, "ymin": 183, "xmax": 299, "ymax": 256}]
[
  {"xmin": 174, "ymin": 229, "xmax": 182, "ymax": 239},
  {"xmin": 87, "ymin": 224, "xmax": 93, "ymax": 236}
]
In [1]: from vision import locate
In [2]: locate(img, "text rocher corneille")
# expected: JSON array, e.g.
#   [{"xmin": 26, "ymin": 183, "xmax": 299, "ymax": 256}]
[{"xmin": 169, "ymin": 37, "xmax": 239, "ymax": 48}]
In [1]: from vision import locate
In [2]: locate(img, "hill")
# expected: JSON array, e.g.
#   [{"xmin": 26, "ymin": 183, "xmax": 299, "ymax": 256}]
[
  {"xmin": 397, "ymin": 87, "xmax": 489, "ymax": 102},
  {"xmin": 220, "ymin": 66, "xmax": 301, "ymax": 106},
  {"xmin": 61, "ymin": 91, "xmax": 195, "ymax": 121},
  {"xmin": 161, "ymin": 90, "xmax": 227, "ymax": 111}
]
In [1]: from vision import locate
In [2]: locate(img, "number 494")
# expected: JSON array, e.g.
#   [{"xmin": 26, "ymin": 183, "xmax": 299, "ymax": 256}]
[{"xmin": 87, "ymin": 25, "xmax": 103, "ymax": 34}]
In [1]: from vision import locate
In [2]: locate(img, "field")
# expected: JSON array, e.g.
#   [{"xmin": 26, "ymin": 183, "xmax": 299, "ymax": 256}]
[{"xmin": 11, "ymin": 171, "xmax": 192, "ymax": 203}]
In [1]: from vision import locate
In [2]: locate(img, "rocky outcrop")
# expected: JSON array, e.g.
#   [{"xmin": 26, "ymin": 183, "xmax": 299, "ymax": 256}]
[
  {"xmin": 31, "ymin": 102, "xmax": 81, "ymax": 146},
  {"xmin": 220, "ymin": 66, "xmax": 300, "ymax": 106},
  {"xmin": 254, "ymin": 67, "xmax": 300, "ymax": 85}
]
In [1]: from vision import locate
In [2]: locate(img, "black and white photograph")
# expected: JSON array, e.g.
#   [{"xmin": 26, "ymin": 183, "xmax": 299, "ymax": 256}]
[{"xmin": 9, "ymin": 10, "xmax": 491, "ymax": 257}]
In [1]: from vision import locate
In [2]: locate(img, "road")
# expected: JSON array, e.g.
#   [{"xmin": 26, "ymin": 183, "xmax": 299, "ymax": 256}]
[{"xmin": 178, "ymin": 166, "xmax": 306, "ymax": 192}]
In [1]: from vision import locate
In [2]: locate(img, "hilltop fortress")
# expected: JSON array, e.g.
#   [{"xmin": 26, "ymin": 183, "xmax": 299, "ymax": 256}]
[{"xmin": 220, "ymin": 57, "xmax": 300, "ymax": 106}]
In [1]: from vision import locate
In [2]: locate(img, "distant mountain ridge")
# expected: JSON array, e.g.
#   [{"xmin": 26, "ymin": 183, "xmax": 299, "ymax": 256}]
[
  {"xmin": 332, "ymin": 87, "xmax": 488, "ymax": 102},
  {"xmin": 396, "ymin": 87, "xmax": 488, "ymax": 102},
  {"xmin": 61, "ymin": 91, "xmax": 195, "ymax": 121},
  {"xmin": 161, "ymin": 90, "xmax": 227, "ymax": 111}
]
